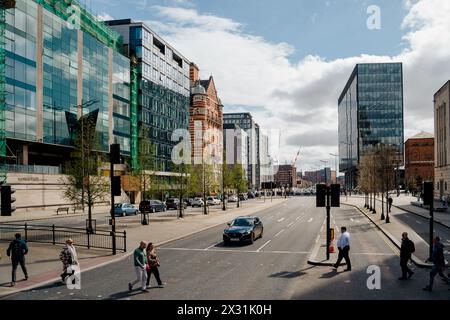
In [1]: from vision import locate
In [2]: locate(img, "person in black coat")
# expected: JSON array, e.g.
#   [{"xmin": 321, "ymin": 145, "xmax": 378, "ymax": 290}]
[{"xmin": 399, "ymin": 232, "xmax": 415, "ymax": 280}]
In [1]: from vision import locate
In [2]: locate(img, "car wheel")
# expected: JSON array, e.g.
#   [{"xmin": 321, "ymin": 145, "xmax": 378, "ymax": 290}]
[
  {"xmin": 259, "ymin": 228, "xmax": 264, "ymax": 239},
  {"xmin": 223, "ymin": 239, "xmax": 230, "ymax": 245},
  {"xmin": 250, "ymin": 232, "xmax": 255, "ymax": 244},
  {"xmin": 151, "ymin": 208, "xmax": 155, "ymax": 213}
]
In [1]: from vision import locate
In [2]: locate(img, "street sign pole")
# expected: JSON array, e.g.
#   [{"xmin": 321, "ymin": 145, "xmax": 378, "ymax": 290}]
[
  {"xmin": 326, "ymin": 186, "xmax": 330, "ymax": 261},
  {"xmin": 429, "ymin": 195, "xmax": 434, "ymax": 260}
]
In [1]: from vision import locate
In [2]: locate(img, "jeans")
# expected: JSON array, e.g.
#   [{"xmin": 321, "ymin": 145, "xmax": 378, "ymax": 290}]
[
  {"xmin": 146, "ymin": 266, "xmax": 162, "ymax": 286},
  {"xmin": 12, "ymin": 257, "xmax": 28, "ymax": 283},
  {"xmin": 130, "ymin": 266, "xmax": 147, "ymax": 290}
]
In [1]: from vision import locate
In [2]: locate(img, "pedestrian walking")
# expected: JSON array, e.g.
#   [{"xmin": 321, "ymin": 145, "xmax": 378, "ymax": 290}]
[
  {"xmin": 59, "ymin": 238, "xmax": 79, "ymax": 284},
  {"xmin": 399, "ymin": 232, "xmax": 415, "ymax": 280},
  {"xmin": 128, "ymin": 241, "xmax": 148, "ymax": 292},
  {"xmin": 333, "ymin": 227, "xmax": 351, "ymax": 271},
  {"xmin": 146, "ymin": 243, "xmax": 165, "ymax": 288},
  {"xmin": 388, "ymin": 195, "xmax": 393, "ymax": 213},
  {"xmin": 6, "ymin": 233, "xmax": 29, "ymax": 287},
  {"xmin": 423, "ymin": 237, "xmax": 450, "ymax": 292}
]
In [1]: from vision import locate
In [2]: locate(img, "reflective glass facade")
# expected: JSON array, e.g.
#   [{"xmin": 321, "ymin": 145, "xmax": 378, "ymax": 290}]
[
  {"xmin": 338, "ymin": 63, "xmax": 404, "ymax": 188},
  {"xmin": 3, "ymin": 0, "xmax": 131, "ymax": 166}
]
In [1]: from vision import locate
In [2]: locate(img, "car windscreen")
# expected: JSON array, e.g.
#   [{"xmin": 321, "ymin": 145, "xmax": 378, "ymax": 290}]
[{"xmin": 231, "ymin": 218, "xmax": 254, "ymax": 227}]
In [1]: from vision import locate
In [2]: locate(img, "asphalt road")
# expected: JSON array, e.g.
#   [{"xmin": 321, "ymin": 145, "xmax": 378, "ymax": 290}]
[{"xmin": 3, "ymin": 197, "xmax": 450, "ymax": 300}]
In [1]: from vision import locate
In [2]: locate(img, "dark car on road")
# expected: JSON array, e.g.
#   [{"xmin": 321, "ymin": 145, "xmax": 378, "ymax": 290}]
[
  {"xmin": 166, "ymin": 198, "xmax": 187, "ymax": 210},
  {"xmin": 139, "ymin": 200, "xmax": 167, "ymax": 213},
  {"xmin": 223, "ymin": 216, "xmax": 263, "ymax": 244}
]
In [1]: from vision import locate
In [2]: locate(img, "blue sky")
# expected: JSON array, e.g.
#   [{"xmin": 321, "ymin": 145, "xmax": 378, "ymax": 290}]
[
  {"xmin": 90, "ymin": 0, "xmax": 408, "ymax": 61},
  {"xmin": 84, "ymin": 0, "xmax": 450, "ymax": 171}
]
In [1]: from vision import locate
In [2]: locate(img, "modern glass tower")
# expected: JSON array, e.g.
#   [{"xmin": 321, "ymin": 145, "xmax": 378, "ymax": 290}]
[
  {"xmin": 1, "ymin": 0, "xmax": 131, "ymax": 170},
  {"xmin": 107, "ymin": 20, "xmax": 190, "ymax": 176},
  {"xmin": 338, "ymin": 63, "xmax": 404, "ymax": 189}
]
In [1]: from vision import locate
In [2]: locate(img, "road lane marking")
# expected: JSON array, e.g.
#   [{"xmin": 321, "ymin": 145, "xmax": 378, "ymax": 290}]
[
  {"xmin": 256, "ymin": 240, "xmax": 272, "ymax": 252},
  {"xmin": 351, "ymin": 252, "xmax": 396, "ymax": 256},
  {"xmin": 320, "ymin": 225, "xmax": 324, "ymax": 232},
  {"xmin": 447, "ymin": 240, "xmax": 450, "ymax": 244},
  {"xmin": 287, "ymin": 222, "xmax": 294, "ymax": 228},
  {"xmin": 204, "ymin": 241, "xmax": 222, "ymax": 250},
  {"xmin": 275, "ymin": 229, "xmax": 285, "ymax": 237},
  {"xmin": 159, "ymin": 247, "xmax": 311, "ymax": 255},
  {"xmin": 277, "ymin": 218, "xmax": 285, "ymax": 222},
  {"xmin": 416, "ymin": 220, "xmax": 422, "ymax": 224},
  {"xmin": 350, "ymin": 218, "xmax": 354, "ymax": 222},
  {"xmin": 307, "ymin": 218, "xmax": 313, "ymax": 223},
  {"xmin": 296, "ymin": 216, "xmax": 301, "ymax": 221}
]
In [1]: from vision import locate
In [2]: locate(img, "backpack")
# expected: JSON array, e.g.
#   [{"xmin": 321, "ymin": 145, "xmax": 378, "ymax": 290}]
[
  {"xmin": 11, "ymin": 240, "xmax": 23, "ymax": 257},
  {"xmin": 409, "ymin": 240, "xmax": 415, "ymax": 254}
]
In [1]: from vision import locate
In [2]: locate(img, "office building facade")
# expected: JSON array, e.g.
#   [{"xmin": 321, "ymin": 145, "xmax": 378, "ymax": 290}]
[
  {"xmin": 223, "ymin": 112, "xmax": 259, "ymax": 189},
  {"xmin": 223, "ymin": 123, "xmax": 247, "ymax": 177},
  {"xmin": 338, "ymin": 63, "xmax": 404, "ymax": 189},
  {"xmin": 2, "ymin": 0, "xmax": 131, "ymax": 171},
  {"xmin": 107, "ymin": 19, "xmax": 190, "ymax": 174},
  {"xmin": 434, "ymin": 81, "xmax": 450, "ymax": 199}
]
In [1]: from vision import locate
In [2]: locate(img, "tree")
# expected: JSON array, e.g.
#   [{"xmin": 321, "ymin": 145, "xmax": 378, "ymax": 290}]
[
  {"xmin": 61, "ymin": 115, "xmax": 109, "ymax": 233},
  {"xmin": 231, "ymin": 164, "xmax": 248, "ymax": 208}
]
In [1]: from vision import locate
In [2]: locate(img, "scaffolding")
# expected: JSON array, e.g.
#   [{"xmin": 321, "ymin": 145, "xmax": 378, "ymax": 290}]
[{"xmin": 130, "ymin": 58, "xmax": 139, "ymax": 170}]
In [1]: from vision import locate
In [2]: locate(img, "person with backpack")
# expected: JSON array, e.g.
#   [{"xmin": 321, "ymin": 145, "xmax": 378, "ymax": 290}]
[
  {"xmin": 6, "ymin": 233, "xmax": 29, "ymax": 287},
  {"xmin": 399, "ymin": 232, "xmax": 415, "ymax": 280}
]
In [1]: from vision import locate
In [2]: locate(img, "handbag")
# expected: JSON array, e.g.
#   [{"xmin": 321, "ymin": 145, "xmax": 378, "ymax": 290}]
[{"xmin": 145, "ymin": 263, "xmax": 150, "ymax": 271}]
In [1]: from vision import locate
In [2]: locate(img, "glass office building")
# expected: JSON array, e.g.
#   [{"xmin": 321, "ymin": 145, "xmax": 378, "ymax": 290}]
[
  {"xmin": 338, "ymin": 63, "xmax": 404, "ymax": 189},
  {"xmin": 2, "ymin": 0, "xmax": 131, "ymax": 168},
  {"xmin": 107, "ymin": 20, "xmax": 190, "ymax": 174}
]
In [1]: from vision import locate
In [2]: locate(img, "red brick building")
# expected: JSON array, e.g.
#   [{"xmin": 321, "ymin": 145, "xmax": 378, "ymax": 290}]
[
  {"xmin": 274, "ymin": 165, "xmax": 297, "ymax": 188},
  {"xmin": 405, "ymin": 131, "xmax": 434, "ymax": 189}
]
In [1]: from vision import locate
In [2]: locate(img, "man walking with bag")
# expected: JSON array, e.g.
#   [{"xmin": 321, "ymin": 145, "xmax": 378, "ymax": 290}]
[
  {"xmin": 128, "ymin": 241, "xmax": 148, "ymax": 292},
  {"xmin": 333, "ymin": 226, "xmax": 351, "ymax": 272},
  {"xmin": 423, "ymin": 237, "xmax": 450, "ymax": 292},
  {"xmin": 6, "ymin": 233, "xmax": 29, "ymax": 287},
  {"xmin": 59, "ymin": 238, "xmax": 79, "ymax": 285},
  {"xmin": 399, "ymin": 232, "xmax": 415, "ymax": 280}
]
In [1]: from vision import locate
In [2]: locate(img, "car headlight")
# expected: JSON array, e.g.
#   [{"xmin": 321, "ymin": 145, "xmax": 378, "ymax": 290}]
[{"xmin": 243, "ymin": 230, "xmax": 251, "ymax": 235}]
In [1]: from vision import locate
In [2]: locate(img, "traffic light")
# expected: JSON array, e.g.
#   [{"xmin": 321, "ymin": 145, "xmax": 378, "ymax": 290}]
[
  {"xmin": 1, "ymin": 185, "xmax": 16, "ymax": 216},
  {"xmin": 110, "ymin": 143, "xmax": 121, "ymax": 164},
  {"xmin": 112, "ymin": 176, "xmax": 121, "ymax": 196},
  {"xmin": 423, "ymin": 181, "xmax": 433, "ymax": 206},
  {"xmin": 330, "ymin": 184, "xmax": 340, "ymax": 207},
  {"xmin": 316, "ymin": 184, "xmax": 326, "ymax": 207}
]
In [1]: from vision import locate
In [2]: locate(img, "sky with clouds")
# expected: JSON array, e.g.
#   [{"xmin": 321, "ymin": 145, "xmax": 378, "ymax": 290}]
[{"xmin": 89, "ymin": 0, "xmax": 450, "ymax": 174}]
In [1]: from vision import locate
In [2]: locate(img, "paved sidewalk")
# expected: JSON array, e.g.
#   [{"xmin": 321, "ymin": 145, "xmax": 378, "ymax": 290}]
[
  {"xmin": 0, "ymin": 197, "xmax": 287, "ymax": 297},
  {"xmin": 342, "ymin": 196, "xmax": 432, "ymax": 267}
]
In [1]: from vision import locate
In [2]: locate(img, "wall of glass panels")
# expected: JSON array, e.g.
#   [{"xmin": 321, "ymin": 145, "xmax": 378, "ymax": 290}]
[
  {"xmin": 112, "ymin": 51, "xmax": 131, "ymax": 154},
  {"xmin": 42, "ymin": 8, "xmax": 78, "ymax": 145},
  {"xmin": 357, "ymin": 63, "xmax": 404, "ymax": 161},
  {"xmin": 4, "ymin": 0, "xmax": 38, "ymax": 141}
]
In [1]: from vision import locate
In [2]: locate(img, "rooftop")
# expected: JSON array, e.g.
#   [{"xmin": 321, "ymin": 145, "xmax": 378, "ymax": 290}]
[{"xmin": 407, "ymin": 131, "xmax": 434, "ymax": 140}]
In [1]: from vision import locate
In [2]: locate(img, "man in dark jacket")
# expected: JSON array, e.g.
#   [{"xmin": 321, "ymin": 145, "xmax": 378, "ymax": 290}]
[
  {"xmin": 388, "ymin": 196, "xmax": 393, "ymax": 213},
  {"xmin": 423, "ymin": 237, "xmax": 450, "ymax": 292},
  {"xmin": 399, "ymin": 232, "xmax": 415, "ymax": 280},
  {"xmin": 6, "ymin": 233, "xmax": 29, "ymax": 287}
]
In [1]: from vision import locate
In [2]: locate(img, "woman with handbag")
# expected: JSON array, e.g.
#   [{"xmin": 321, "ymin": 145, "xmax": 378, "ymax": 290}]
[{"xmin": 146, "ymin": 243, "xmax": 165, "ymax": 288}]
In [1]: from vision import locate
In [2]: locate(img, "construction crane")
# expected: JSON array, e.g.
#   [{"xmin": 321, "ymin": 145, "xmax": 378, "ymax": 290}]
[{"xmin": 292, "ymin": 148, "xmax": 301, "ymax": 167}]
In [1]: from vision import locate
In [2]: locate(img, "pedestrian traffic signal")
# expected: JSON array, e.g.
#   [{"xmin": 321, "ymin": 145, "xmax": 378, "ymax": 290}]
[
  {"xmin": 423, "ymin": 181, "xmax": 433, "ymax": 206},
  {"xmin": 330, "ymin": 184, "xmax": 340, "ymax": 207},
  {"xmin": 110, "ymin": 143, "xmax": 121, "ymax": 165},
  {"xmin": 1, "ymin": 185, "xmax": 16, "ymax": 216},
  {"xmin": 112, "ymin": 176, "xmax": 121, "ymax": 196},
  {"xmin": 316, "ymin": 184, "xmax": 326, "ymax": 207}
]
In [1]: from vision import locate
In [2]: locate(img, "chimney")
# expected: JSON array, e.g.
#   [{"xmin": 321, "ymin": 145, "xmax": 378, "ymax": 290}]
[{"xmin": 190, "ymin": 62, "xmax": 200, "ymax": 87}]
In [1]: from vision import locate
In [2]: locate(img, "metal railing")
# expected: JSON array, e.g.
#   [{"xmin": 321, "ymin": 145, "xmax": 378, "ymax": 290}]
[
  {"xmin": 0, "ymin": 223, "xmax": 126, "ymax": 253},
  {"xmin": 3, "ymin": 164, "xmax": 62, "ymax": 175}
]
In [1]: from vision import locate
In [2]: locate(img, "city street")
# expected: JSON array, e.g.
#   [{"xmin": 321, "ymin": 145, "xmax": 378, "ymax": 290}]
[{"xmin": 4, "ymin": 197, "xmax": 449, "ymax": 300}]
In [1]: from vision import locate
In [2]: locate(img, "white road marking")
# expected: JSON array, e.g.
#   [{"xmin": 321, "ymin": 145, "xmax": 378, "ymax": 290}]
[
  {"xmin": 350, "ymin": 218, "xmax": 354, "ymax": 222},
  {"xmin": 268, "ymin": 216, "xmax": 274, "ymax": 219},
  {"xmin": 159, "ymin": 247, "xmax": 311, "ymax": 254},
  {"xmin": 296, "ymin": 216, "xmax": 301, "ymax": 221},
  {"xmin": 287, "ymin": 222, "xmax": 294, "ymax": 228},
  {"xmin": 416, "ymin": 220, "xmax": 422, "ymax": 225},
  {"xmin": 204, "ymin": 242, "xmax": 222, "ymax": 250},
  {"xmin": 320, "ymin": 225, "xmax": 324, "ymax": 232},
  {"xmin": 447, "ymin": 240, "xmax": 450, "ymax": 244},
  {"xmin": 257, "ymin": 240, "xmax": 272, "ymax": 252},
  {"xmin": 275, "ymin": 229, "xmax": 285, "ymax": 237},
  {"xmin": 307, "ymin": 218, "xmax": 313, "ymax": 223},
  {"xmin": 351, "ymin": 252, "xmax": 396, "ymax": 256},
  {"xmin": 97, "ymin": 295, "xmax": 102, "ymax": 298},
  {"xmin": 277, "ymin": 218, "xmax": 285, "ymax": 222},
  {"xmin": 57, "ymin": 292, "xmax": 61, "ymax": 294}
]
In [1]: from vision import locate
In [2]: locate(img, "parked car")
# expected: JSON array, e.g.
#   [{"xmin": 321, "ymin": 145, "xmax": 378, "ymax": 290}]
[
  {"xmin": 139, "ymin": 199, "xmax": 167, "ymax": 213},
  {"xmin": 239, "ymin": 193, "xmax": 248, "ymax": 201},
  {"xmin": 228, "ymin": 194, "xmax": 238, "ymax": 202},
  {"xmin": 223, "ymin": 216, "xmax": 264, "ymax": 244},
  {"xmin": 114, "ymin": 203, "xmax": 139, "ymax": 217},
  {"xmin": 207, "ymin": 196, "xmax": 221, "ymax": 206},
  {"xmin": 247, "ymin": 192, "xmax": 256, "ymax": 199},
  {"xmin": 192, "ymin": 197, "xmax": 204, "ymax": 207},
  {"xmin": 183, "ymin": 198, "xmax": 194, "ymax": 206},
  {"xmin": 166, "ymin": 198, "xmax": 187, "ymax": 210}
]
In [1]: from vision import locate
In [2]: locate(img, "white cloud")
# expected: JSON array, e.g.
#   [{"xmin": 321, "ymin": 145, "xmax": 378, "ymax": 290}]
[
  {"xmin": 97, "ymin": 12, "xmax": 114, "ymax": 21},
  {"xmin": 146, "ymin": 0, "xmax": 450, "ymax": 172}
]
